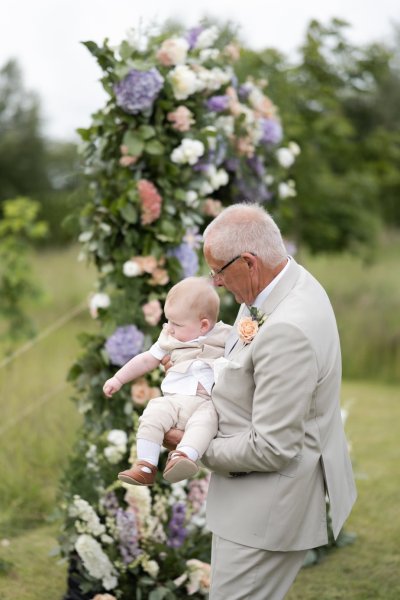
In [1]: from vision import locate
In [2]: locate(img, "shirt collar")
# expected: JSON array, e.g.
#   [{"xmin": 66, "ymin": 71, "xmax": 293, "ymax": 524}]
[{"xmin": 251, "ymin": 257, "xmax": 291, "ymax": 309}]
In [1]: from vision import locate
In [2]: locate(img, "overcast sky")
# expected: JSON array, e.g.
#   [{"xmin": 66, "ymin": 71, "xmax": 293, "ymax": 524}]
[{"xmin": 1, "ymin": 0, "xmax": 399, "ymax": 140}]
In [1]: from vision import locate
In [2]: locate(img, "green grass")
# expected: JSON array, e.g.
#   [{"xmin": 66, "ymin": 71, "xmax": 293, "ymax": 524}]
[
  {"xmin": 287, "ymin": 380, "xmax": 400, "ymax": 600},
  {"xmin": 0, "ymin": 380, "xmax": 399, "ymax": 599},
  {"xmin": 300, "ymin": 230, "xmax": 400, "ymax": 382},
  {"xmin": 0, "ymin": 245, "xmax": 96, "ymax": 534}
]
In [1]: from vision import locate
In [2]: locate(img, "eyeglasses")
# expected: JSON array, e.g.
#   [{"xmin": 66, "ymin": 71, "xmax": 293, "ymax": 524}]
[
  {"xmin": 209, "ymin": 255, "xmax": 241, "ymax": 279},
  {"xmin": 209, "ymin": 253, "xmax": 256, "ymax": 279}
]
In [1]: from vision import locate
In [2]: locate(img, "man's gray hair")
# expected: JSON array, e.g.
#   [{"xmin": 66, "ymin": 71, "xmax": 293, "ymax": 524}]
[{"xmin": 203, "ymin": 203, "xmax": 287, "ymax": 267}]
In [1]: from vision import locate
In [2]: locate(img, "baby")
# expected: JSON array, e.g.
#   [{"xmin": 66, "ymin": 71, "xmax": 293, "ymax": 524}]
[{"xmin": 103, "ymin": 276, "xmax": 231, "ymax": 486}]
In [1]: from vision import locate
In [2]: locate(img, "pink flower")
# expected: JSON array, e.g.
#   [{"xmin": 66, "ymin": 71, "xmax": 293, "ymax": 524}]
[
  {"xmin": 188, "ymin": 475, "xmax": 210, "ymax": 513},
  {"xmin": 142, "ymin": 299, "xmax": 163, "ymax": 326},
  {"xmin": 131, "ymin": 378, "xmax": 161, "ymax": 405},
  {"xmin": 149, "ymin": 268, "xmax": 169, "ymax": 286},
  {"xmin": 119, "ymin": 144, "xmax": 139, "ymax": 167},
  {"xmin": 167, "ymin": 106, "xmax": 195, "ymax": 132},
  {"xmin": 137, "ymin": 180, "xmax": 162, "ymax": 225},
  {"xmin": 237, "ymin": 316, "xmax": 259, "ymax": 344},
  {"xmin": 203, "ymin": 198, "xmax": 223, "ymax": 217}
]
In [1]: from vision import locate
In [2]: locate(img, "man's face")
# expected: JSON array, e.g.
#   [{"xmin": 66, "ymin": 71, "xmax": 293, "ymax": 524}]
[{"xmin": 204, "ymin": 245, "xmax": 256, "ymax": 305}]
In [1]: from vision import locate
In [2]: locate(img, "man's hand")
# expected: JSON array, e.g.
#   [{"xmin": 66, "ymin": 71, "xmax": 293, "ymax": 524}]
[
  {"xmin": 103, "ymin": 376, "xmax": 122, "ymax": 397},
  {"xmin": 160, "ymin": 354, "xmax": 172, "ymax": 372},
  {"xmin": 163, "ymin": 428, "xmax": 184, "ymax": 451}
]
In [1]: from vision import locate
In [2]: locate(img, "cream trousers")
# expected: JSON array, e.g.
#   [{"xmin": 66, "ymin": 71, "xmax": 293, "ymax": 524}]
[
  {"xmin": 137, "ymin": 393, "xmax": 218, "ymax": 457},
  {"xmin": 210, "ymin": 534, "xmax": 307, "ymax": 600}
]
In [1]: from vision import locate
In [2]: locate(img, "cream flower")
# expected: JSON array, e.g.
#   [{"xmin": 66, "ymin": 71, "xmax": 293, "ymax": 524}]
[
  {"xmin": 168, "ymin": 65, "xmax": 199, "ymax": 100},
  {"xmin": 122, "ymin": 260, "xmax": 142, "ymax": 277},
  {"xmin": 156, "ymin": 37, "xmax": 189, "ymax": 66},
  {"xmin": 89, "ymin": 292, "xmax": 111, "ymax": 318}
]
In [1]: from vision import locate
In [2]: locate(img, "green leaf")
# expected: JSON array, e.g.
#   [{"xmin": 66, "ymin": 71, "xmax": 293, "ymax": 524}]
[
  {"xmin": 138, "ymin": 125, "xmax": 156, "ymax": 140},
  {"xmin": 120, "ymin": 204, "xmax": 138, "ymax": 224},
  {"xmin": 123, "ymin": 131, "xmax": 144, "ymax": 156},
  {"xmin": 145, "ymin": 140, "xmax": 165, "ymax": 155},
  {"xmin": 119, "ymin": 40, "xmax": 134, "ymax": 60}
]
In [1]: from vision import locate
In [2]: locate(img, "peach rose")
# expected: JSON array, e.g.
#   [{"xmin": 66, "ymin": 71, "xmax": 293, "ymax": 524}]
[
  {"xmin": 149, "ymin": 268, "xmax": 169, "ymax": 286},
  {"xmin": 131, "ymin": 378, "xmax": 161, "ymax": 405},
  {"xmin": 91, "ymin": 595, "xmax": 117, "ymax": 600},
  {"xmin": 237, "ymin": 317, "xmax": 259, "ymax": 344},
  {"xmin": 119, "ymin": 155, "xmax": 137, "ymax": 167},
  {"xmin": 134, "ymin": 255, "xmax": 158, "ymax": 274},
  {"xmin": 167, "ymin": 105, "xmax": 195, "ymax": 132},
  {"xmin": 142, "ymin": 299, "xmax": 163, "ymax": 326}
]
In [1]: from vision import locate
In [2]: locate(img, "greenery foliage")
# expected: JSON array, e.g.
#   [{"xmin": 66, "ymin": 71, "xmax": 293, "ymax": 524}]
[{"xmin": 0, "ymin": 197, "xmax": 47, "ymax": 350}]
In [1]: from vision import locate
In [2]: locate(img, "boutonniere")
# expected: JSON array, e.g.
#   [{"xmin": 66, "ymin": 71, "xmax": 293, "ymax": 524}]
[{"xmin": 237, "ymin": 307, "xmax": 267, "ymax": 344}]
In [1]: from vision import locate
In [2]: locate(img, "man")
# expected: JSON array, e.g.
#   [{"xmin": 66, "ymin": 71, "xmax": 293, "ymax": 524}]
[{"xmin": 166, "ymin": 203, "xmax": 356, "ymax": 599}]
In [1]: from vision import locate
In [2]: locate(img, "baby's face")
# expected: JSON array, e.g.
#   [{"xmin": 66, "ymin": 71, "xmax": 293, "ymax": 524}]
[{"xmin": 164, "ymin": 301, "xmax": 208, "ymax": 342}]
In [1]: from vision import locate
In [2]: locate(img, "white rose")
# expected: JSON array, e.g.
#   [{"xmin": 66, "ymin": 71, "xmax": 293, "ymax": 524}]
[
  {"xmin": 276, "ymin": 147, "xmax": 295, "ymax": 168},
  {"xmin": 288, "ymin": 141, "xmax": 301, "ymax": 156},
  {"xmin": 104, "ymin": 446, "xmax": 124, "ymax": 464},
  {"xmin": 168, "ymin": 65, "xmax": 199, "ymax": 100},
  {"xmin": 107, "ymin": 429, "xmax": 128, "ymax": 447},
  {"xmin": 197, "ymin": 67, "xmax": 231, "ymax": 92},
  {"xmin": 199, "ymin": 48, "xmax": 220, "ymax": 62},
  {"xmin": 278, "ymin": 181, "xmax": 297, "ymax": 199},
  {"xmin": 171, "ymin": 139, "xmax": 204, "ymax": 165},
  {"xmin": 207, "ymin": 166, "xmax": 229, "ymax": 190},
  {"xmin": 195, "ymin": 26, "xmax": 219, "ymax": 49},
  {"xmin": 122, "ymin": 260, "xmax": 141, "ymax": 277},
  {"xmin": 89, "ymin": 293, "xmax": 111, "ymax": 318}
]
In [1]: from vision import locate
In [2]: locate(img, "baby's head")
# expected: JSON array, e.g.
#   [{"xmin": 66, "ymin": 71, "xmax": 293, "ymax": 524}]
[{"xmin": 164, "ymin": 277, "xmax": 220, "ymax": 342}]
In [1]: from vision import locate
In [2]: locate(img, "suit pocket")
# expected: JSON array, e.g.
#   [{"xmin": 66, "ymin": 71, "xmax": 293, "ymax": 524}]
[{"xmin": 278, "ymin": 453, "xmax": 302, "ymax": 478}]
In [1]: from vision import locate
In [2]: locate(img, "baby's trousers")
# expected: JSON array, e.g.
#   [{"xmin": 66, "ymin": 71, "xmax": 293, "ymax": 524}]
[{"xmin": 137, "ymin": 393, "xmax": 218, "ymax": 457}]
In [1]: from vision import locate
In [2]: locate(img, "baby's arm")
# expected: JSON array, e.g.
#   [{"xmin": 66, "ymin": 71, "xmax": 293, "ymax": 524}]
[{"xmin": 103, "ymin": 351, "xmax": 160, "ymax": 397}]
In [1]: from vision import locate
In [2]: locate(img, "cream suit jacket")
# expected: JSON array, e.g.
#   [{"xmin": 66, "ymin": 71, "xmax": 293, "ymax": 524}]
[{"xmin": 202, "ymin": 258, "xmax": 357, "ymax": 551}]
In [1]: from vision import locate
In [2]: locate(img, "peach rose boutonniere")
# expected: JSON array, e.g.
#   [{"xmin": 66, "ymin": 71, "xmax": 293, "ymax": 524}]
[{"xmin": 237, "ymin": 307, "xmax": 267, "ymax": 344}]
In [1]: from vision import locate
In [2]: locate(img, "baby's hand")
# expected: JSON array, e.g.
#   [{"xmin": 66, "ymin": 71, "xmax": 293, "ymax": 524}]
[{"xmin": 103, "ymin": 376, "xmax": 122, "ymax": 397}]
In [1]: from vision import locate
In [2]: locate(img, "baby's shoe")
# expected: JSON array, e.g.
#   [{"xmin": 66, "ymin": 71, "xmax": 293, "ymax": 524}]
[
  {"xmin": 163, "ymin": 451, "xmax": 199, "ymax": 483},
  {"xmin": 118, "ymin": 460, "xmax": 157, "ymax": 486}
]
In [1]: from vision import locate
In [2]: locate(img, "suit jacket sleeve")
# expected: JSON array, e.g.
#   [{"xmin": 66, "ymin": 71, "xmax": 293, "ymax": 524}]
[{"xmin": 202, "ymin": 322, "xmax": 319, "ymax": 474}]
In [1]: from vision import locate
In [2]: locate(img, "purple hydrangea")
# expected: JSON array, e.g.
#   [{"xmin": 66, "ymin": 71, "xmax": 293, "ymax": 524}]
[
  {"xmin": 114, "ymin": 68, "xmax": 164, "ymax": 115},
  {"xmin": 260, "ymin": 118, "xmax": 283, "ymax": 145},
  {"xmin": 247, "ymin": 155, "xmax": 265, "ymax": 178},
  {"xmin": 116, "ymin": 508, "xmax": 141, "ymax": 564},
  {"xmin": 238, "ymin": 83, "xmax": 252, "ymax": 100},
  {"xmin": 167, "ymin": 502, "xmax": 188, "ymax": 548},
  {"xmin": 186, "ymin": 26, "xmax": 204, "ymax": 49},
  {"xmin": 168, "ymin": 243, "xmax": 199, "ymax": 278},
  {"xmin": 206, "ymin": 95, "xmax": 230, "ymax": 112},
  {"xmin": 105, "ymin": 325, "xmax": 145, "ymax": 366}
]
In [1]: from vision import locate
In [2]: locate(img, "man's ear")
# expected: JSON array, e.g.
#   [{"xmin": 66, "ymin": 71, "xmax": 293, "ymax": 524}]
[{"xmin": 242, "ymin": 252, "xmax": 257, "ymax": 271}]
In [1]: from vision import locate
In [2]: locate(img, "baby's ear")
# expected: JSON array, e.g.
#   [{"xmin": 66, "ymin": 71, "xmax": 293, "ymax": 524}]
[{"xmin": 200, "ymin": 318, "xmax": 211, "ymax": 333}]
